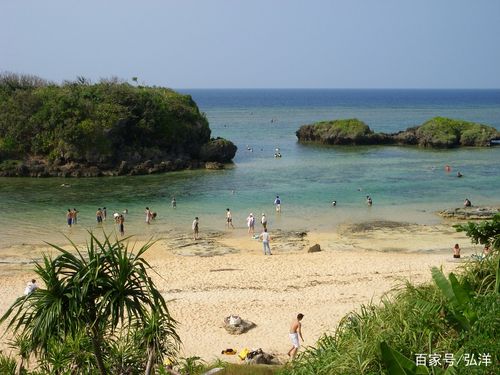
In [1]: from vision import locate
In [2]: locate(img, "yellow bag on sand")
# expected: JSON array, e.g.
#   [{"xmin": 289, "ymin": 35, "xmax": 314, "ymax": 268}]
[{"xmin": 238, "ymin": 348, "xmax": 249, "ymax": 360}]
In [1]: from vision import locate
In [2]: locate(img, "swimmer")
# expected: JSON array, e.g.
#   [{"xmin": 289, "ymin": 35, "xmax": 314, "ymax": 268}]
[
  {"xmin": 123, "ymin": 209, "xmax": 128, "ymax": 214},
  {"xmin": 331, "ymin": 200, "xmax": 337, "ymax": 207},
  {"xmin": 366, "ymin": 195, "xmax": 373, "ymax": 206},
  {"xmin": 464, "ymin": 198, "xmax": 472, "ymax": 207},
  {"xmin": 457, "ymin": 171, "xmax": 463, "ymax": 178}
]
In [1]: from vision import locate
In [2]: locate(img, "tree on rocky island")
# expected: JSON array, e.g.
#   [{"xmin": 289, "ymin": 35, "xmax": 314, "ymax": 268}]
[
  {"xmin": 296, "ymin": 117, "xmax": 500, "ymax": 147},
  {"xmin": 0, "ymin": 73, "xmax": 237, "ymax": 177}
]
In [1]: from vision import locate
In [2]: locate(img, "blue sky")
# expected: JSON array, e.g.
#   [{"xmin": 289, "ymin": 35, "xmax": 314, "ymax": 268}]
[{"xmin": 1, "ymin": 0, "xmax": 499, "ymax": 88}]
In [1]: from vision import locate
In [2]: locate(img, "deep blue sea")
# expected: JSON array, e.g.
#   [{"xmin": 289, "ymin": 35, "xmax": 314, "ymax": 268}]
[{"xmin": 1, "ymin": 89, "xmax": 499, "ymax": 247}]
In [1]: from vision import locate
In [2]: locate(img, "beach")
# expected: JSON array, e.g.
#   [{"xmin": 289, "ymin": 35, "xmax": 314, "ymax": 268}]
[{"xmin": 0, "ymin": 219, "xmax": 477, "ymax": 364}]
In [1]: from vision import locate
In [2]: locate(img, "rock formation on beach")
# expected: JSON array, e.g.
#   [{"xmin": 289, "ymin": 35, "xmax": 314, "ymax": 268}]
[
  {"xmin": 438, "ymin": 206, "xmax": 500, "ymax": 220},
  {"xmin": 296, "ymin": 117, "xmax": 500, "ymax": 148},
  {"xmin": 0, "ymin": 73, "xmax": 237, "ymax": 177}
]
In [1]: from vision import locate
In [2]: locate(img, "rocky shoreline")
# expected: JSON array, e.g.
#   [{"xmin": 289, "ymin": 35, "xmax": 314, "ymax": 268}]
[
  {"xmin": 0, "ymin": 157, "xmax": 229, "ymax": 177},
  {"xmin": 438, "ymin": 206, "xmax": 500, "ymax": 220}
]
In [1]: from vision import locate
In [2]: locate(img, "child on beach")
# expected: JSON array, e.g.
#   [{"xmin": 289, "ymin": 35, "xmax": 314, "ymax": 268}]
[{"xmin": 453, "ymin": 244, "xmax": 461, "ymax": 259}]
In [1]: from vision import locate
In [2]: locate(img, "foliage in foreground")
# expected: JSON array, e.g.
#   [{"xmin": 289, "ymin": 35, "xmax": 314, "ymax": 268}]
[
  {"xmin": 0, "ymin": 232, "xmax": 180, "ymax": 375},
  {"xmin": 280, "ymin": 216, "xmax": 500, "ymax": 375}
]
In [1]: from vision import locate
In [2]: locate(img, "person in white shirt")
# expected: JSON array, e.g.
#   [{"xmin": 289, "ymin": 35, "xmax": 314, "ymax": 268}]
[
  {"xmin": 259, "ymin": 229, "xmax": 272, "ymax": 255},
  {"xmin": 24, "ymin": 279, "xmax": 38, "ymax": 295},
  {"xmin": 192, "ymin": 217, "xmax": 199, "ymax": 240},
  {"xmin": 226, "ymin": 208, "xmax": 234, "ymax": 229},
  {"xmin": 246, "ymin": 213, "xmax": 255, "ymax": 234},
  {"xmin": 261, "ymin": 213, "xmax": 267, "ymax": 230}
]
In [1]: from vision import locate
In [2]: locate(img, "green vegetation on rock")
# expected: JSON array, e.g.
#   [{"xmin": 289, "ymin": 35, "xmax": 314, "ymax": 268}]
[
  {"xmin": 296, "ymin": 117, "xmax": 500, "ymax": 148},
  {"xmin": 0, "ymin": 73, "xmax": 236, "ymax": 176}
]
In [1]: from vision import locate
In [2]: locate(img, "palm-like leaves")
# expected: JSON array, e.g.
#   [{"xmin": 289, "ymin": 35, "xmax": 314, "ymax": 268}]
[{"xmin": 0, "ymin": 232, "xmax": 180, "ymax": 375}]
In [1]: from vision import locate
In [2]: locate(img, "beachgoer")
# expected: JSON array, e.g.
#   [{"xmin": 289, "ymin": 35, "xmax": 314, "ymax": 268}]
[
  {"xmin": 113, "ymin": 212, "xmax": 120, "ymax": 223},
  {"xmin": 259, "ymin": 228, "xmax": 272, "ymax": 255},
  {"xmin": 145, "ymin": 207, "xmax": 152, "ymax": 224},
  {"xmin": 274, "ymin": 195, "xmax": 281, "ymax": 212},
  {"xmin": 152, "ymin": 212, "xmax": 157, "ymax": 220},
  {"xmin": 445, "ymin": 165, "xmax": 451, "ymax": 172},
  {"xmin": 72, "ymin": 208, "xmax": 78, "ymax": 224},
  {"xmin": 96, "ymin": 208, "xmax": 103, "ymax": 223},
  {"xmin": 453, "ymin": 243, "xmax": 461, "ymax": 259},
  {"xmin": 226, "ymin": 208, "xmax": 234, "ymax": 229},
  {"xmin": 103, "ymin": 207, "xmax": 107, "ymax": 221},
  {"xmin": 287, "ymin": 313, "xmax": 304, "ymax": 359},
  {"xmin": 123, "ymin": 209, "xmax": 128, "ymax": 214},
  {"xmin": 457, "ymin": 171, "xmax": 463, "ymax": 178},
  {"xmin": 261, "ymin": 213, "xmax": 267, "ymax": 230},
  {"xmin": 67, "ymin": 209, "xmax": 73, "ymax": 227},
  {"xmin": 331, "ymin": 200, "xmax": 337, "ymax": 207},
  {"xmin": 171, "ymin": 197, "xmax": 177, "ymax": 208},
  {"xmin": 192, "ymin": 217, "xmax": 199, "ymax": 240},
  {"xmin": 118, "ymin": 214, "xmax": 125, "ymax": 236},
  {"xmin": 24, "ymin": 279, "xmax": 38, "ymax": 295},
  {"xmin": 464, "ymin": 198, "xmax": 472, "ymax": 207},
  {"xmin": 366, "ymin": 195, "xmax": 373, "ymax": 206},
  {"xmin": 483, "ymin": 244, "xmax": 491, "ymax": 257},
  {"xmin": 247, "ymin": 213, "xmax": 255, "ymax": 234}
]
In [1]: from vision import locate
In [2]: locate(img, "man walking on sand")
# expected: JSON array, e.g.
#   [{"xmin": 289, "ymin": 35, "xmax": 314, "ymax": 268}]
[{"xmin": 287, "ymin": 313, "xmax": 304, "ymax": 359}]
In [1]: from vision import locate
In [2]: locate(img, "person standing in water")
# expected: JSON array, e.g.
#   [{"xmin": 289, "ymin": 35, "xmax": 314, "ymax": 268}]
[
  {"xmin": 192, "ymin": 217, "xmax": 199, "ymax": 240},
  {"xmin": 246, "ymin": 213, "xmax": 255, "ymax": 235},
  {"xmin": 274, "ymin": 195, "xmax": 281, "ymax": 212},
  {"xmin": 72, "ymin": 208, "xmax": 78, "ymax": 224},
  {"xmin": 145, "ymin": 207, "xmax": 152, "ymax": 224},
  {"xmin": 366, "ymin": 195, "xmax": 373, "ymax": 206},
  {"xmin": 96, "ymin": 208, "xmax": 103, "ymax": 224},
  {"xmin": 226, "ymin": 208, "xmax": 234, "ymax": 229},
  {"xmin": 261, "ymin": 213, "xmax": 268, "ymax": 230},
  {"xmin": 66, "ymin": 209, "xmax": 73, "ymax": 227},
  {"xmin": 118, "ymin": 214, "xmax": 125, "ymax": 236},
  {"xmin": 287, "ymin": 313, "xmax": 304, "ymax": 359},
  {"xmin": 171, "ymin": 197, "xmax": 177, "ymax": 208}
]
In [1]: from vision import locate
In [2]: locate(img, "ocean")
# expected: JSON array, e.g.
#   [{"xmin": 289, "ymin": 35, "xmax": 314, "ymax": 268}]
[{"xmin": 1, "ymin": 89, "xmax": 499, "ymax": 248}]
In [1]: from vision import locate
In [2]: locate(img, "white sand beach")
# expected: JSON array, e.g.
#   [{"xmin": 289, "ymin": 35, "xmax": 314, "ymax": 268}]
[{"xmin": 0, "ymin": 221, "xmax": 477, "ymax": 364}]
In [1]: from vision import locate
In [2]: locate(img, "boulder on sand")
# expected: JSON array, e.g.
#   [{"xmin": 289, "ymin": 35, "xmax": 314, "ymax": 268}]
[{"xmin": 308, "ymin": 244, "xmax": 321, "ymax": 253}]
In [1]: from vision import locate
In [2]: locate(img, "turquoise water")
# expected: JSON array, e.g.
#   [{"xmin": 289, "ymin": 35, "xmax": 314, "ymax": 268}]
[{"xmin": 1, "ymin": 89, "xmax": 499, "ymax": 247}]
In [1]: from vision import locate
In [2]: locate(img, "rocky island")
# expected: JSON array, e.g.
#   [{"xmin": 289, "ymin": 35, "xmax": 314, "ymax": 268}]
[
  {"xmin": 0, "ymin": 73, "xmax": 237, "ymax": 177},
  {"xmin": 296, "ymin": 117, "xmax": 500, "ymax": 147}
]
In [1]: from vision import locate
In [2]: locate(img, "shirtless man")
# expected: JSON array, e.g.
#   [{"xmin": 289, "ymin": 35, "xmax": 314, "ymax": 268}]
[{"xmin": 287, "ymin": 313, "xmax": 304, "ymax": 359}]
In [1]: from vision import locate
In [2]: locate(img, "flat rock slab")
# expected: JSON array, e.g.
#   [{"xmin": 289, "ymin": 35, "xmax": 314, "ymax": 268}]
[{"xmin": 439, "ymin": 207, "xmax": 500, "ymax": 220}]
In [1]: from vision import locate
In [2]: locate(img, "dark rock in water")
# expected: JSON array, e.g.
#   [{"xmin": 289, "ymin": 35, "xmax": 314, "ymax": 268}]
[
  {"xmin": 308, "ymin": 244, "xmax": 321, "ymax": 253},
  {"xmin": 439, "ymin": 207, "xmax": 500, "ymax": 220},
  {"xmin": 199, "ymin": 137, "xmax": 237, "ymax": 163}
]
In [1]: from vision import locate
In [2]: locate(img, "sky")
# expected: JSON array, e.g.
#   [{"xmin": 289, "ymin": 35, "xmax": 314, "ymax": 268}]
[{"xmin": 1, "ymin": 0, "xmax": 499, "ymax": 89}]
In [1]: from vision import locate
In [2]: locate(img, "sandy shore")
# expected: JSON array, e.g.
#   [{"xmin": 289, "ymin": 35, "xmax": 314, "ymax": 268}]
[{"xmin": 0, "ymin": 220, "xmax": 479, "ymax": 364}]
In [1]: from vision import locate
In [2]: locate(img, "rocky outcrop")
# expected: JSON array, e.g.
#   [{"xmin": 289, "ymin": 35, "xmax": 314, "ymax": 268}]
[
  {"xmin": 438, "ymin": 207, "xmax": 500, "ymax": 220},
  {"xmin": 223, "ymin": 316, "xmax": 256, "ymax": 335},
  {"xmin": 0, "ymin": 75, "xmax": 237, "ymax": 177},
  {"xmin": 199, "ymin": 138, "xmax": 237, "ymax": 163},
  {"xmin": 296, "ymin": 117, "xmax": 500, "ymax": 148},
  {"xmin": 308, "ymin": 244, "xmax": 321, "ymax": 253}
]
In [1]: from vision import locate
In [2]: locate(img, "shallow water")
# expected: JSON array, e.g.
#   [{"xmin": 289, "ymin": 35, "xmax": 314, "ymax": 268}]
[{"xmin": 1, "ymin": 89, "xmax": 499, "ymax": 248}]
